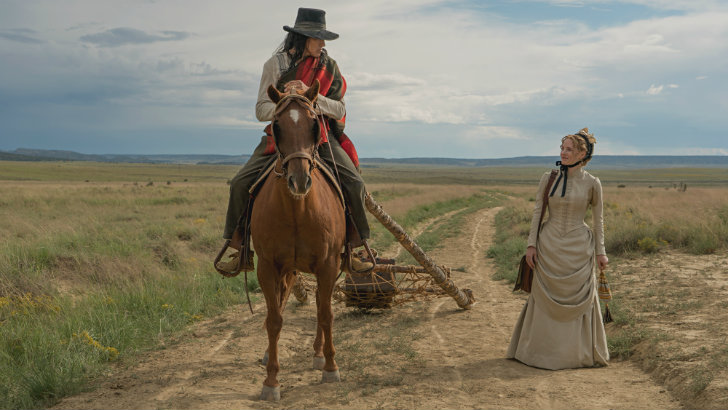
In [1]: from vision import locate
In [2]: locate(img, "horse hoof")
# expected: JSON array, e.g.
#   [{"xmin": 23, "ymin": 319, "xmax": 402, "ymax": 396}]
[
  {"xmin": 312, "ymin": 356, "xmax": 325, "ymax": 370},
  {"xmin": 321, "ymin": 369, "xmax": 340, "ymax": 383},
  {"xmin": 259, "ymin": 385, "xmax": 280, "ymax": 401},
  {"xmin": 261, "ymin": 351, "xmax": 269, "ymax": 366}
]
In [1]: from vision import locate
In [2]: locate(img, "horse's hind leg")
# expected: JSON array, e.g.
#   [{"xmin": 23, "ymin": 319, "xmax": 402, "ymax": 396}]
[
  {"xmin": 316, "ymin": 263, "xmax": 340, "ymax": 383},
  {"xmin": 258, "ymin": 260, "xmax": 283, "ymax": 401}
]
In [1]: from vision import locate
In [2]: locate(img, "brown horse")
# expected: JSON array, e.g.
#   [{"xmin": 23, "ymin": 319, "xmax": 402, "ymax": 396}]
[{"xmin": 251, "ymin": 80, "xmax": 346, "ymax": 401}]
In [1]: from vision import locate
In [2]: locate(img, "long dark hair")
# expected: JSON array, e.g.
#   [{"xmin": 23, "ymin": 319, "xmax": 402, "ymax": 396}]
[{"xmin": 276, "ymin": 32, "xmax": 309, "ymax": 63}]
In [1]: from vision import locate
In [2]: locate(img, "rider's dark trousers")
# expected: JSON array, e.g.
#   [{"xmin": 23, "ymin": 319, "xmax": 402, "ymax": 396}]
[{"xmin": 223, "ymin": 135, "xmax": 370, "ymax": 242}]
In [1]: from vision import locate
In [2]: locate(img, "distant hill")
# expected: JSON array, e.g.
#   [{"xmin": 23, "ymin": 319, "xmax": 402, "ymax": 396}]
[
  {"xmin": 360, "ymin": 155, "xmax": 728, "ymax": 169},
  {"xmin": 0, "ymin": 151, "xmax": 59, "ymax": 162},
  {"xmin": 2, "ymin": 148, "xmax": 727, "ymax": 169},
  {"xmin": 5, "ymin": 148, "xmax": 251, "ymax": 165}
]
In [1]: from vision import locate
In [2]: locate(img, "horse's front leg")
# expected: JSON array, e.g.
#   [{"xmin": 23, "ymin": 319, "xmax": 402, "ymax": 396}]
[
  {"xmin": 257, "ymin": 259, "xmax": 283, "ymax": 401},
  {"xmin": 316, "ymin": 262, "xmax": 340, "ymax": 383},
  {"xmin": 312, "ymin": 294, "xmax": 325, "ymax": 370}
]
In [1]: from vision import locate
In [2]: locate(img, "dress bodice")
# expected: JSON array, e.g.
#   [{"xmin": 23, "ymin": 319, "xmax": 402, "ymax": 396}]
[{"xmin": 527, "ymin": 168, "xmax": 606, "ymax": 255}]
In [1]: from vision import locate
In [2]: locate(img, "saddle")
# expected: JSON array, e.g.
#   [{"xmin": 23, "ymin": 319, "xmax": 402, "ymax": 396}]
[{"xmin": 214, "ymin": 154, "xmax": 364, "ymax": 278}]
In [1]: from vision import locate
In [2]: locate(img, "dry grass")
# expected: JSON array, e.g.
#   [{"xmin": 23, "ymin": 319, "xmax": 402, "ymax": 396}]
[
  {"xmin": 603, "ymin": 186, "xmax": 727, "ymax": 221},
  {"xmin": 368, "ymin": 183, "xmax": 486, "ymax": 217},
  {"xmin": 2, "ymin": 160, "xmax": 727, "ymax": 409}
]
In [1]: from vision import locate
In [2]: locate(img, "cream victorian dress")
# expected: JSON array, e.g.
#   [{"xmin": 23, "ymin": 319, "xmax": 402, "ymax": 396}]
[{"xmin": 507, "ymin": 168, "xmax": 609, "ymax": 370}]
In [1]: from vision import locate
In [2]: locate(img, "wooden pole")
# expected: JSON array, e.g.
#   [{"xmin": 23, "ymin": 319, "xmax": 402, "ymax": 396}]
[{"xmin": 364, "ymin": 193, "xmax": 475, "ymax": 309}]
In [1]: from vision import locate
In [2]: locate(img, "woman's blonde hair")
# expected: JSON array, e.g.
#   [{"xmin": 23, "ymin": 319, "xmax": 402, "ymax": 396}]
[{"xmin": 562, "ymin": 127, "xmax": 596, "ymax": 166}]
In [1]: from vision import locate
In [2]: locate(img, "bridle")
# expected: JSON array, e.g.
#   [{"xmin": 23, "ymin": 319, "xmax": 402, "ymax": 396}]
[{"xmin": 271, "ymin": 92, "xmax": 321, "ymax": 177}]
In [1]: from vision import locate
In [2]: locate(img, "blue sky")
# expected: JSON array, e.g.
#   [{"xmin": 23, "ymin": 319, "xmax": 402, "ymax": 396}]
[{"xmin": 0, "ymin": 0, "xmax": 726, "ymax": 158}]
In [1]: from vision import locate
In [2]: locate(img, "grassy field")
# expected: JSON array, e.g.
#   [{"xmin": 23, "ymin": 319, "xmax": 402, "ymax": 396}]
[
  {"xmin": 362, "ymin": 163, "xmax": 728, "ymax": 187},
  {"xmin": 0, "ymin": 177, "xmax": 255, "ymax": 408},
  {"xmin": 3, "ymin": 160, "xmax": 728, "ymax": 186},
  {"xmin": 1, "ymin": 159, "xmax": 727, "ymax": 409}
]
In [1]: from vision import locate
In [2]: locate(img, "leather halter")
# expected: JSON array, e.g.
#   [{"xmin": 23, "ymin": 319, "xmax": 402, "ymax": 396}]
[{"xmin": 271, "ymin": 92, "xmax": 321, "ymax": 177}]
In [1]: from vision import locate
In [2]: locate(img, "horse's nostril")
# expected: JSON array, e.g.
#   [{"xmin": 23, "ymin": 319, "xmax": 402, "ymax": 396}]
[
  {"xmin": 287, "ymin": 177, "xmax": 297, "ymax": 192},
  {"xmin": 304, "ymin": 176, "xmax": 312, "ymax": 191}
]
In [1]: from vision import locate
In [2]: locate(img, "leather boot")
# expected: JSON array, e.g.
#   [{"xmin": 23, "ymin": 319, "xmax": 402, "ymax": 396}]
[
  {"xmin": 350, "ymin": 257, "xmax": 374, "ymax": 273},
  {"xmin": 216, "ymin": 249, "xmax": 255, "ymax": 274}
]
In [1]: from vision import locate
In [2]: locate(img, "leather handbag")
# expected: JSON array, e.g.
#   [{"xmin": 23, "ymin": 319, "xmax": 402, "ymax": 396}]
[
  {"xmin": 513, "ymin": 254, "xmax": 534, "ymax": 293},
  {"xmin": 514, "ymin": 170, "xmax": 558, "ymax": 293}
]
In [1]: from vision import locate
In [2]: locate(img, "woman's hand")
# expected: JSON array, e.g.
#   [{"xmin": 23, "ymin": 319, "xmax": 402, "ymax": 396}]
[
  {"xmin": 526, "ymin": 246, "xmax": 538, "ymax": 269},
  {"xmin": 597, "ymin": 254, "xmax": 609, "ymax": 271},
  {"xmin": 284, "ymin": 80, "xmax": 309, "ymax": 93}
]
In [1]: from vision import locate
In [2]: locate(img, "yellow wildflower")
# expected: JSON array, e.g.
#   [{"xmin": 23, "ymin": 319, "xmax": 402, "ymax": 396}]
[{"xmin": 73, "ymin": 330, "xmax": 119, "ymax": 361}]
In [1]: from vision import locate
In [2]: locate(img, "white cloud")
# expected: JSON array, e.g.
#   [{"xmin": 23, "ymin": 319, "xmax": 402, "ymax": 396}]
[
  {"xmin": 537, "ymin": 0, "xmax": 728, "ymax": 12},
  {"xmin": 346, "ymin": 72, "xmax": 425, "ymax": 89},
  {"xmin": 463, "ymin": 126, "xmax": 532, "ymax": 142},
  {"xmin": 1, "ymin": 0, "xmax": 728, "ymax": 156},
  {"xmin": 203, "ymin": 116, "xmax": 262, "ymax": 129},
  {"xmin": 646, "ymin": 84, "xmax": 664, "ymax": 95}
]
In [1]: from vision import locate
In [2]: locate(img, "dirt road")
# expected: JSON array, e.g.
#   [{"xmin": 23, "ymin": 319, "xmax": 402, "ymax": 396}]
[{"xmin": 53, "ymin": 207, "xmax": 681, "ymax": 409}]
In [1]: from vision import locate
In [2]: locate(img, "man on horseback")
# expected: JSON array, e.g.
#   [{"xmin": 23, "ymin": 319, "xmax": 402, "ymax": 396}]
[{"xmin": 217, "ymin": 7, "xmax": 374, "ymax": 275}]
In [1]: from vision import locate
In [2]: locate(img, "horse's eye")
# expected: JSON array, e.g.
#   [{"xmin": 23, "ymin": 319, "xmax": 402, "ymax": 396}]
[{"xmin": 272, "ymin": 121, "xmax": 281, "ymax": 137}]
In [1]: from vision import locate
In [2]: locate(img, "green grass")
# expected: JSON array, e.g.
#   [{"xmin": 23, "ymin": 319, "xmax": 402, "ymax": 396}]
[
  {"xmin": 0, "ymin": 271, "xmax": 255, "ymax": 409},
  {"xmin": 0, "ymin": 161, "xmax": 235, "ymax": 183},
  {"xmin": 361, "ymin": 164, "xmax": 728, "ymax": 187},
  {"xmin": 369, "ymin": 190, "xmax": 504, "ymax": 259},
  {"xmin": 486, "ymin": 201, "xmax": 532, "ymax": 283},
  {"xmin": 0, "ymin": 180, "xmax": 258, "ymax": 409},
  {"xmin": 4, "ymin": 160, "xmax": 728, "ymax": 186}
]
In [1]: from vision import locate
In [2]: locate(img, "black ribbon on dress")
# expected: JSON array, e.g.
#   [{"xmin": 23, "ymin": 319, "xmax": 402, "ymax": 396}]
[{"xmin": 549, "ymin": 161, "xmax": 581, "ymax": 197}]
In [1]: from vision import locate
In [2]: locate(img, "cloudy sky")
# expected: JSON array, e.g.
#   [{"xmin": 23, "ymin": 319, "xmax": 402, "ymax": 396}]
[{"xmin": 1, "ymin": 0, "xmax": 726, "ymax": 158}]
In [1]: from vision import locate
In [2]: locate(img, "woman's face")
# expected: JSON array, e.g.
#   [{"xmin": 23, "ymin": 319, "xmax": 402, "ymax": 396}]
[
  {"xmin": 560, "ymin": 138, "xmax": 586, "ymax": 166},
  {"xmin": 303, "ymin": 37, "xmax": 325, "ymax": 58}
]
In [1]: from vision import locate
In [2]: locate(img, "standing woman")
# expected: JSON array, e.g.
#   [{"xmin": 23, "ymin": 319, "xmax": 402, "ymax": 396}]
[
  {"xmin": 507, "ymin": 128, "xmax": 609, "ymax": 370},
  {"xmin": 217, "ymin": 8, "xmax": 373, "ymax": 274}
]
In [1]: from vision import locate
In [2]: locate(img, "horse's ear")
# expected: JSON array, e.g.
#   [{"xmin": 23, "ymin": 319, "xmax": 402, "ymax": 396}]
[
  {"xmin": 268, "ymin": 84, "xmax": 283, "ymax": 104},
  {"xmin": 304, "ymin": 79, "xmax": 320, "ymax": 104}
]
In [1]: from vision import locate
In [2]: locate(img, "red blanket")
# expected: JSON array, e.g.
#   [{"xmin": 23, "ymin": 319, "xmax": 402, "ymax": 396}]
[{"xmin": 262, "ymin": 52, "xmax": 359, "ymax": 168}]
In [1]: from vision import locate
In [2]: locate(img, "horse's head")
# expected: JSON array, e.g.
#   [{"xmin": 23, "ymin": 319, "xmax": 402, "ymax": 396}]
[{"xmin": 267, "ymin": 80, "xmax": 321, "ymax": 197}]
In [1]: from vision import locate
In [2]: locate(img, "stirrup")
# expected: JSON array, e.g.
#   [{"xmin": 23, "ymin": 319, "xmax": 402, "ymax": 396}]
[
  {"xmin": 343, "ymin": 241, "xmax": 377, "ymax": 274},
  {"xmin": 214, "ymin": 240, "xmax": 254, "ymax": 277}
]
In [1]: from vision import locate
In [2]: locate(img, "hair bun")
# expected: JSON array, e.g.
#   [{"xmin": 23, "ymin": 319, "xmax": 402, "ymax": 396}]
[{"xmin": 576, "ymin": 127, "xmax": 593, "ymax": 139}]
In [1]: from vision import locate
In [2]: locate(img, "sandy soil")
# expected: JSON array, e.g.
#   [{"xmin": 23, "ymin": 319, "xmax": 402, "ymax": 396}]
[
  {"xmin": 52, "ymin": 207, "xmax": 682, "ymax": 409},
  {"xmin": 609, "ymin": 249, "xmax": 728, "ymax": 409}
]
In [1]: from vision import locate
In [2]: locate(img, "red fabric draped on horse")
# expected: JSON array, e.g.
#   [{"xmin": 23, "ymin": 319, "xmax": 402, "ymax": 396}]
[
  {"xmin": 252, "ymin": 79, "xmax": 346, "ymax": 401},
  {"xmin": 262, "ymin": 53, "xmax": 360, "ymax": 168}
]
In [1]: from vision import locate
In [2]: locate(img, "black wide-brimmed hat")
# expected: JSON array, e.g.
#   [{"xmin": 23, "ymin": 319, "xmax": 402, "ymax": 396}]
[{"xmin": 283, "ymin": 8, "xmax": 339, "ymax": 41}]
